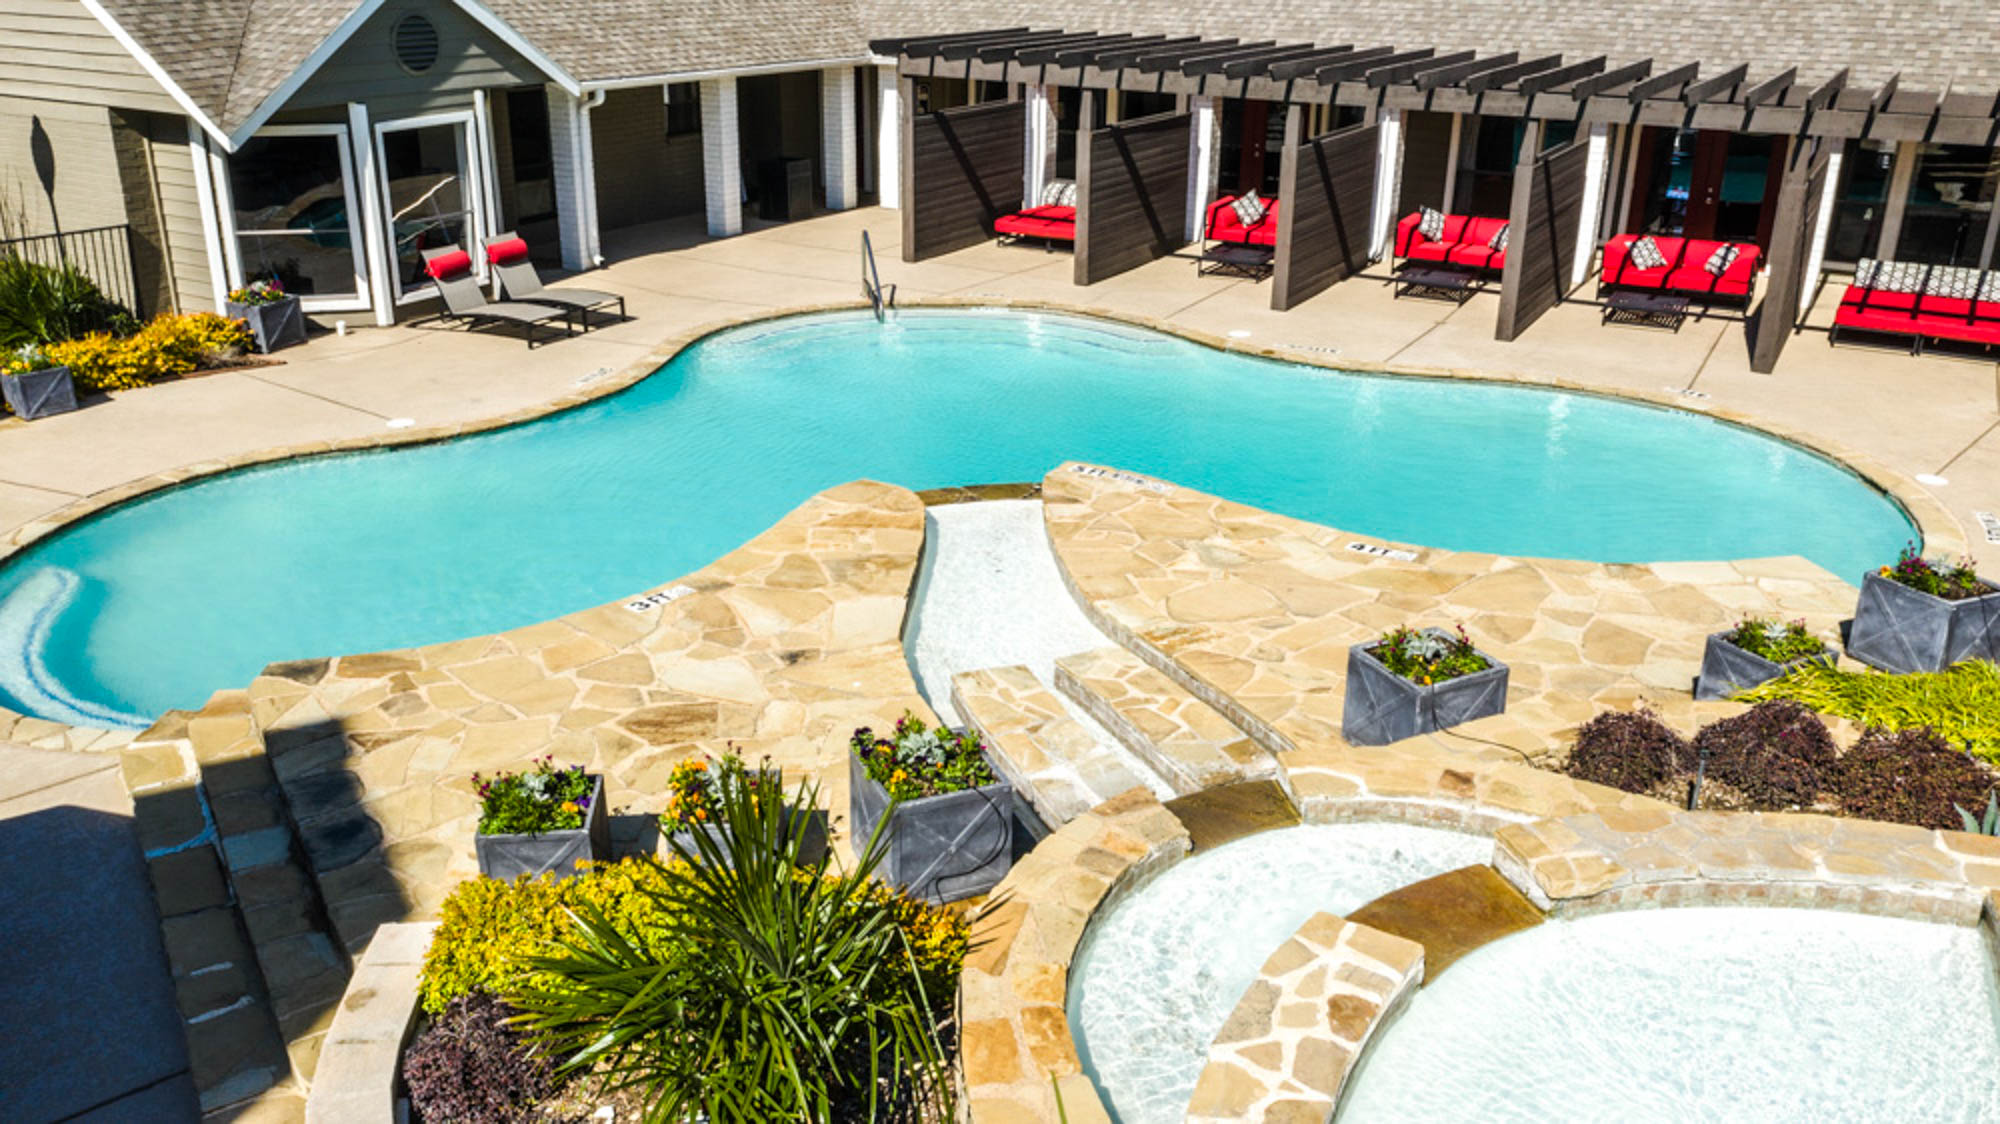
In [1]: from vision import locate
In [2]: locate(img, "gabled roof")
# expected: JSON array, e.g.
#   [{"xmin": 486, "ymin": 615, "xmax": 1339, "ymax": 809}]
[{"xmin": 483, "ymin": 0, "xmax": 869, "ymax": 83}]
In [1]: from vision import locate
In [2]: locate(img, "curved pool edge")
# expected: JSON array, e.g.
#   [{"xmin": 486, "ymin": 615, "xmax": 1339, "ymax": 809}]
[{"xmin": 0, "ymin": 297, "xmax": 1960, "ymax": 745}]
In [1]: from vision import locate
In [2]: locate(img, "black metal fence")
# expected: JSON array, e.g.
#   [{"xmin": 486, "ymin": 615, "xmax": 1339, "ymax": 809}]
[{"xmin": 0, "ymin": 224, "xmax": 142, "ymax": 316}]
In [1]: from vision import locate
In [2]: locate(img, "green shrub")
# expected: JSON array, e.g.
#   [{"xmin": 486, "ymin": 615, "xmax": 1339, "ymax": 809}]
[
  {"xmin": 474, "ymin": 757, "xmax": 594, "ymax": 835},
  {"xmin": 1878, "ymin": 542, "xmax": 1986, "ymax": 601},
  {"xmin": 1564, "ymin": 707, "xmax": 1689, "ymax": 794},
  {"xmin": 509, "ymin": 777, "xmax": 962, "ymax": 1122},
  {"xmin": 1690, "ymin": 700, "xmax": 1836, "ymax": 809},
  {"xmin": 0, "ymin": 257, "xmax": 132, "ymax": 349},
  {"xmin": 1366, "ymin": 624, "xmax": 1490, "ymax": 685},
  {"xmin": 1833, "ymin": 727, "xmax": 1998, "ymax": 830},
  {"xmin": 852, "ymin": 711, "xmax": 997, "ymax": 800},
  {"xmin": 1739, "ymin": 660, "xmax": 2000, "ymax": 763},
  {"xmin": 1722, "ymin": 617, "xmax": 1827, "ymax": 663}
]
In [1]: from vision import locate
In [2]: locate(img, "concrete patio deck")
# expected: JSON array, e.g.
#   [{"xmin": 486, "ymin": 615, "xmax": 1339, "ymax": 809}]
[{"xmin": 0, "ymin": 205, "xmax": 1993, "ymax": 574}]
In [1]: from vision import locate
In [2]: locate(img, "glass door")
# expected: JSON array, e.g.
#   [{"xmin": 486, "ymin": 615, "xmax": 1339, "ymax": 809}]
[
  {"xmin": 227, "ymin": 126, "xmax": 368, "ymax": 310},
  {"xmin": 374, "ymin": 114, "xmax": 484, "ymax": 301}
]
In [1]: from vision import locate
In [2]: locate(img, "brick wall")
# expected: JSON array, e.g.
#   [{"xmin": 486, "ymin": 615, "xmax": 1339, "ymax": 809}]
[{"xmin": 590, "ymin": 87, "xmax": 704, "ymax": 230}]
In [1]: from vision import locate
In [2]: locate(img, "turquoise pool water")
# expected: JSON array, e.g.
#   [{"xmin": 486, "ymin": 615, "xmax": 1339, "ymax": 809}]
[{"xmin": 0, "ymin": 309, "xmax": 1913, "ymax": 725}]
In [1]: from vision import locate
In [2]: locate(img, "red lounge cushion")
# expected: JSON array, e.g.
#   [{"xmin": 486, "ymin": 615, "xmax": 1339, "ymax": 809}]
[
  {"xmin": 1405, "ymin": 241, "xmax": 1454, "ymax": 264},
  {"xmin": 1208, "ymin": 195, "xmax": 1279, "ymax": 244},
  {"xmin": 994, "ymin": 212, "xmax": 1075, "ymax": 241},
  {"xmin": 484, "ymin": 237, "xmax": 531, "ymax": 265},
  {"xmin": 1020, "ymin": 205, "xmax": 1075, "ymax": 223},
  {"xmin": 1462, "ymin": 217, "xmax": 1508, "ymax": 247},
  {"xmin": 424, "ymin": 250, "xmax": 473, "ymax": 280},
  {"xmin": 1447, "ymin": 243, "xmax": 1504, "ymax": 270}
]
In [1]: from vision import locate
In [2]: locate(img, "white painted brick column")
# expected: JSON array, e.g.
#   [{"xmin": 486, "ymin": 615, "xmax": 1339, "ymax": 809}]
[
  {"xmin": 876, "ymin": 66, "xmax": 901, "ymax": 209},
  {"xmin": 820, "ymin": 67, "xmax": 859, "ymax": 211},
  {"xmin": 701, "ymin": 76, "xmax": 743, "ymax": 237},
  {"xmin": 1369, "ymin": 108, "xmax": 1403, "ymax": 260},
  {"xmin": 1184, "ymin": 95, "xmax": 1218, "ymax": 242},
  {"xmin": 545, "ymin": 85, "xmax": 596, "ymax": 272},
  {"xmin": 1803, "ymin": 146, "xmax": 1843, "ymax": 294},
  {"xmin": 1023, "ymin": 84, "xmax": 1055, "ymax": 204},
  {"xmin": 1572, "ymin": 123, "xmax": 1612, "ymax": 287}
]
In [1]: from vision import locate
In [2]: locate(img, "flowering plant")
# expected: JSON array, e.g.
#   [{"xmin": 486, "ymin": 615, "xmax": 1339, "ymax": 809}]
[
  {"xmin": 850, "ymin": 712, "xmax": 997, "ymax": 800},
  {"xmin": 1368, "ymin": 625, "xmax": 1490, "ymax": 686},
  {"xmin": 658, "ymin": 751, "xmax": 773, "ymax": 834},
  {"xmin": 1880, "ymin": 542, "xmax": 1985, "ymax": 601},
  {"xmin": 226, "ymin": 278, "xmax": 289, "ymax": 306},
  {"xmin": 474, "ymin": 757, "xmax": 594, "ymax": 836},
  {"xmin": 1, "ymin": 343, "xmax": 54, "ymax": 376},
  {"xmin": 1724, "ymin": 617, "xmax": 1826, "ymax": 663}
]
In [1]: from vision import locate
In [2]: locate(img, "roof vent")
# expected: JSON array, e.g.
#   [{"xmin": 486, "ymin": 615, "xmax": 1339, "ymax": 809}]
[{"xmin": 392, "ymin": 14, "xmax": 440, "ymax": 73}]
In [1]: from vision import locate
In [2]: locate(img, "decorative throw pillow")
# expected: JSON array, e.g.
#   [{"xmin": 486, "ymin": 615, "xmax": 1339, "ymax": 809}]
[
  {"xmin": 1059, "ymin": 180, "xmax": 1078, "ymax": 207},
  {"xmin": 1418, "ymin": 205, "xmax": 1446, "ymax": 242},
  {"xmin": 1980, "ymin": 274, "xmax": 2000, "ymax": 304},
  {"xmin": 1628, "ymin": 235, "xmax": 1669, "ymax": 271},
  {"xmin": 1930, "ymin": 264, "xmax": 1981, "ymax": 299},
  {"xmin": 1488, "ymin": 223, "xmax": 1510, "ymax": 252},
  {"xmin": 1875, "ymin": 261, "xmax": 1928, "ymax": 294},
  {"xmin": 1703, "ymin": 244, "xmax": 1740, "ymax": 277},
  {"xmin": 1853, "ymin": 258, "xmax": 1882, "ymax": 288},
  {"xmin": 1232, "ymin": 190, "xmax": 1267, "ymax": 226},
  {"xmin": 1040, "ymin": 179, "xmax": 1071, "ymax": 208}
]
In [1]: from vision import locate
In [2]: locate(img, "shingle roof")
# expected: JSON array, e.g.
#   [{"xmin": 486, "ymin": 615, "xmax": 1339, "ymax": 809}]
[
  {"xmin": 860, "ymin": 0, "xmax": 2000, "ymax": 91},
  {"xmin": 96, "ymin": 0, "xmax": 365, "ymax": 134},
  {"xmin": 484, "ymin": 0, "xmax": 868, "ymax": 83}
]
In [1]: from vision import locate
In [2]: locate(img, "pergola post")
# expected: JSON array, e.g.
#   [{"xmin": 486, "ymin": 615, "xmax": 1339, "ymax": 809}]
[
  {"xmin": 1571, "ymin": 123, "xmax": 1612, "ymax": 287},
  {"xmin": 876, "ymin": 66, "xmax": 902, "ymax": 209},
  {"xmin": 1801, "ymin": 145, "xmax": 1842, "ymax": 305},
  {"xmin": 1184, "ymin": 95, "xmax": 1218, "ymax": 242},
  {"xmin": 1024, "ymin": 84, "xmax": 1056, "ymax": 201},
  {"xmin": 701, "ymin": 76, "xmax": 743, "ymax": 237},
  {"xmin": 1368, "ymin": 108, "xmax": 1403, "ymax": 259}
]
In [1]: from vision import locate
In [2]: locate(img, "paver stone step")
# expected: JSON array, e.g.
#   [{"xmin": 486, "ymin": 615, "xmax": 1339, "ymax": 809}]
[{"xmin": 1054, "ymin": 646, "xmax": 1277, "ymax": 795}]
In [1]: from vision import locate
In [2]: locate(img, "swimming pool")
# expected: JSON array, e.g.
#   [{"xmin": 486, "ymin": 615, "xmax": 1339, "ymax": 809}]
[
  {"xmin": 0, "ymin": 309, "xmax": 1914, "ymax": 725},
  {"xmin": 1338, "ymin": 907, "xmax": 2000, "ymax": 1120},
  {"xmin": 1066, "ymin": 823, "xmax": 1491, "ymax": 1123}
]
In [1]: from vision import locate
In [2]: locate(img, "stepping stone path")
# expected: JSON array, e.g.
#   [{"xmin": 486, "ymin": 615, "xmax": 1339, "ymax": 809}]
[
  {"xmin": 1055, "ymin": 646, "xmax": 1279, "ymax": 795},
  {"xmin": 951, "ymin": 665, "xmax": 1159, "ymax": 825}
]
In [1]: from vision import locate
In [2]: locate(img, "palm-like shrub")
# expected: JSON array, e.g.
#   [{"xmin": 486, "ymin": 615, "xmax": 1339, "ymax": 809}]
[
  {"xmin": 0, "ymin": 257, "xmax": 131, "ymax": 349},
  {"xmin": 507, "ymin": 777, "xmax": 955, "ymax": 1122}
]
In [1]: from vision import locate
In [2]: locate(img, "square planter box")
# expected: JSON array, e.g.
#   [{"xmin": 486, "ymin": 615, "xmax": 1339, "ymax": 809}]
[
  {"xmin": 1341, "ymin": 629, "xmax": 1510, "ymax": 746},
  {"xmin": 474, "ymin": 774, "xmax": 609, "ymax": 882},
  {"xmin": 1, "ymin": 365, "xmax": 77, "ymax": 420},
  {"xmin": 848, "ymin": 750, "xmax": 1013, "ymax": 903},
  {"xmin": 1846, "ymin": 570, "xmax": 2000, "ymax": 674},
  {"xmin": 1694, "ymin": 632, "xmax": 1835, "ymax": 700},
  {"xmin": 660, "ymin": 806, "xmax": 830, "ymax": 869},
  {"xmin": 226, "ymin": 294, "xmax": 307, "ymax": 354}
]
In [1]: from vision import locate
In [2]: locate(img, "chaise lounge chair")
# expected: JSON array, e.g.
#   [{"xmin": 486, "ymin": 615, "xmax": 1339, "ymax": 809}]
[
  {"xmin": 420, "ymin": 246, "xmax": 574, "ymax": 348},
  {"xmin": 481, "ymin": 233, "xmax": 627, "ymax": 325}
]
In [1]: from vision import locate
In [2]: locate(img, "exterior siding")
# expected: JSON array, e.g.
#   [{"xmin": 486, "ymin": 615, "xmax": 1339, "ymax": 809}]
[
  {"xmin": 0, "ymin": 0, "xmax": 178, "ymax": 115},
  {"xmin": 0, "ymin": 96, "xmax": 125, "ymax": 234},
  {"xmin": 149, "ymin": 122, "xmax": 214, "ymax": 312},
  {"xmin": 590, "ymin": 87, "xmax": 703, "ymax": 229},
  {"xmin": 289, "ymin": 2, "xmax": 550, "ymax": 122}
]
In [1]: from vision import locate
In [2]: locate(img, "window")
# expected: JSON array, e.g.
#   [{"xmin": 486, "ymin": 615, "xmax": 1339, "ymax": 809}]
[
  {"xmin": 228, "ymin": 130, "xmax": 364, "ymax": 304},
  {"xmin": 1895, "ymin": 143, "xmax": 2000, "ymax": 267},
  {"xmin": 1823, "ymin": 139, "xmax": 1894, "ymax": 265},
  {"xmin": 665, "ymin": 82, "xmax": 700, "ymax": 137},
  {"xmin": 378, "ymin": 121, "xmax": 476, "ymax": 298}
]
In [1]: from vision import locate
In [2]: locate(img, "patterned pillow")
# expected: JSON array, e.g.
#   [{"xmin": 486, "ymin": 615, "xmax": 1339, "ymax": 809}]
[
  {"xmin": 1928, "ymin": 265, "xmax": 1981, "ymax": 299},
  {"xmin": 1418, "ymin": 205, "xmax": 1446, "ymax": 242},
  {"xmin": 1060, "ymin": 180, "xmax": 1078, "ymax": 207},
  {"xmin": 1628, "ymin": 236, "xmax": 1668, "ymax": 271},
  {"xmin": 1703, "ymin": 244, "xmax": 1739, "ymax": 277},
  {"xmin": 1870, "ymin": 261, "xmax": 1928, "ymax": 294},
  {"xmin": 1488, "ymin": 223, "xmax": 1510, "ymax": 252},
  {"xmin": 1980, "ymin": 274, "xmax": 2000, "ymax": 304},
  {"xmin": 1232, "ymin": 190, "xmax": 1267, "ymax": 226},
  {"xmin": 1040, "ymin": 179, "xmax": 1072, "ymax": 208}
]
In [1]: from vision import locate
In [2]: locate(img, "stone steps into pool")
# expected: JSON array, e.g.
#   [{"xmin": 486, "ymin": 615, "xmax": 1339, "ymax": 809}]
[
  {"xmin": 951, "ymin": 664, "xmax": 1165, "ymax": 826},
  {"xmin": 1054, "ymin": 646, "xmax": 1279, "ymax": 796},
  {"xmin": 1346, "ymin": 864, "xmax": 1544, "ymax": 980},
  {"xmin": 120, "ymin": 689, "xmax": 350, "ymax": 1121}
]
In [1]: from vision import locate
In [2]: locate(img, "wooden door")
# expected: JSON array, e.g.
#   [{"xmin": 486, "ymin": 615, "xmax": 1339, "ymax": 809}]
[
  {"xmin": 1681, "ymin": 130, "xmax": 1731, "ymax": 239},
  {"xmin": 1237, "ymin": 101, "xmax": 1269, "ymax": 191}
]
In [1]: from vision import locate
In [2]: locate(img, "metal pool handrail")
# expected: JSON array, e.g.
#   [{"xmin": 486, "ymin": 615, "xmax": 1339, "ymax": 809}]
[{"xmin": 861, "ymin": 231, "xmax": 895, "ymax": 321}]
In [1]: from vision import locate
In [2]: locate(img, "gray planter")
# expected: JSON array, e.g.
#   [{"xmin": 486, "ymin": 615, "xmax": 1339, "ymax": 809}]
[
  {"xmin": 474, "ymin": 774, "xmax": 609, "ymax": 882},
  {"xmin": 847, "ymin": 750, "xmax": 1013, "ymax": 903},
  {"xmin": 226, "ymin": 294, "xmax": 307, "ymax": 353},
  {"xmin": 1694, "ymin": 631, "xmax": 1835, "ymax": 700},
  {"xmin": 1, "ymin": 365, "xmax": 77, "ymax": 419},
  {"xmin": 1846, "ymin": 570, "xmax": 2000, "ymax": 674},
  {"xmin": 660, "ymin": 807, "xmax": 830, "ymax": 868},
  {"xmin": 1341, "ymin": 629, "xmax": 1510, "ymax": 746}
]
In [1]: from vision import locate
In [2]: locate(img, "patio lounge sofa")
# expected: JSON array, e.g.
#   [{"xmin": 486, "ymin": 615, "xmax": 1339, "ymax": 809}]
[
  {"xmin": 482, "ymin": 232, "xmax": 626, "ymax": 325},
  {"xmin": 1831, "ymin": 259, "xmax": 2000, "ymax": 355},
  {"xmin": 1600, "ymin": 234, "xmax": 1761, "ymax": 306},
  {"xmin": 1394, "ymin": 211, "xmax": 1508, "ymax": 273},
  {"xmin": 420, "ymin": 246, "xmax": 574, "ymax": 348},
  {"xmin": 994, "ymin": 179, "xmax": 1076, "ymax": 246},
  {"xmin": 1205, "ymin": 193, "xmax": 1282, "ymax": 248}
]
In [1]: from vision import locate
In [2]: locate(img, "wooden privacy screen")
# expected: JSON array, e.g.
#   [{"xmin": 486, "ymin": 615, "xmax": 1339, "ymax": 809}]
[
  {"xmin": 901, "ymin": 97, "xmax": 1025, "ymax": 262},
  {"xmin": 1075, "ymin": 111, "xmax": 1192, "ymax": 285},
  {"xmin": 1749, "ymin": 137, "xmax": 1833, "ymax": 373},
  {"xmin": 1272, "ymin": 119, "xmax": 1381, "ymax": 311},
  {"xmin": 1496, "ymin": 124, "xmax": 1593, "ymax": 341},
  {"xmin": 1397, "ymin": 110, "xmax": 1453, "ymax": 216}
]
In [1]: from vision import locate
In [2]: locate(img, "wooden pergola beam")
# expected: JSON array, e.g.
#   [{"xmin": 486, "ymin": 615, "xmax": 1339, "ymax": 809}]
[
  {"xmin": 1222, "ymin": 43, "xmax": 1347, "ymax": 79},
  {"xmin": 1056, "ymin": 35, "xmax": 1202, "ymax": 68},
  {"xmin": 1517, "ymin": 55, "xmax": 1606, "ymax": 96},
  {"xmin": 1318, "ymin": 47, "xmax": 1434, "ymax": 85},
  {"xmin": 975, "ymin": 32, "xmax": 1101, "ymax": 63},
  {"xmin": 874, "ymin": 28, "xmax": 1030, "ymax": 56},
  {"xmin": 1804, "ymin": 67, "xmax": 1849, "ymax": 112},
  {"xmin": 1741, "ymin": 67, "xmax": 1798, "ymax": 109},
  {"xmin": 1182, "ymin": 42, "xmax": 1316, "ymax": 76},
  {"xmin": 1569, "ymin": 58, "xmax": 1652, "ymax": 100},
  {"xmin": 1628, "ymin": 61, "xmax": 1699, "ymax": 101},
  {"xmin": 1133, "ymin": 40, "xmax": 1266, "ymax": 73},
  {"xmin": 1464, "ymin": 54, "xmax": 1564, "ymax": 94},
  {"xmin": 1369, "ymin": 50, "xmax": 1475, "ymax": 87},
  {"xmin": 1683, "ymin": 62, "xmax": 1749, "ymax": 104},
  {"xmin": 1414, "ymin": 51, "xmax": 1518, "ymax": 90},
  {"xmin": 937, "ymin": 30, "xmax": 1074, "ymax": 61},
  {"xmin": 1271, "ymin": 45, "xmax": 1391, "ymax": 81}
]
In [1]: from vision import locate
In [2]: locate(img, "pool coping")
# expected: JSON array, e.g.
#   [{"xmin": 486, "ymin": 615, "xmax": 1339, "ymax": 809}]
[{"xmin": 0, "ymin": 295, "xmax": 1961, "ymax": 748}]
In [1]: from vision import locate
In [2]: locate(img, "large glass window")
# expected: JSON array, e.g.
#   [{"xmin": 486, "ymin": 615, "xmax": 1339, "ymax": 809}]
[
  {"xmin": 1895, "ymin": 143, "xmax": 2000, "ymax": 267},
  {"xmin": 1452, "ymin": 115, "xmax": 1520, "ymax": 217},
  {"xmin": 1823, "ymin": 139, "xmax": 1895, "ymax": 265},
  {"xmin": 228, "ymin": 131, "xmax": 364, "ymax": 303},
  {"xmin": 379, "ymin": 121, "xmax": 476, "ymax": 298}
]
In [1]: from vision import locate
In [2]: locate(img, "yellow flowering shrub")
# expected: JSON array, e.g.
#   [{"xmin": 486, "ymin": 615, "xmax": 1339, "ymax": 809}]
[{"xmin": 43, "ymin": 312, "xmax": 252, "ymax": 393}]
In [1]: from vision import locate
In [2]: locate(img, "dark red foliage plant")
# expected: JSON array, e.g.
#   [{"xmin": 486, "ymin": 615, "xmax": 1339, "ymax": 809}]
[
  {"xmin": 1833, "ymin": 727, "xmax": 2000, "ymax": 831},
  {"xmin": 402, "ymin": 993, "xmax": 556, "ymax": 1124},
  {"xmin": 1564, "ymin": 707, "xmax": 1690, "ymax": 794},
  {"xmin": 1690, "ymin": 699, "xmax": 1836, "ymax": 809}
]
